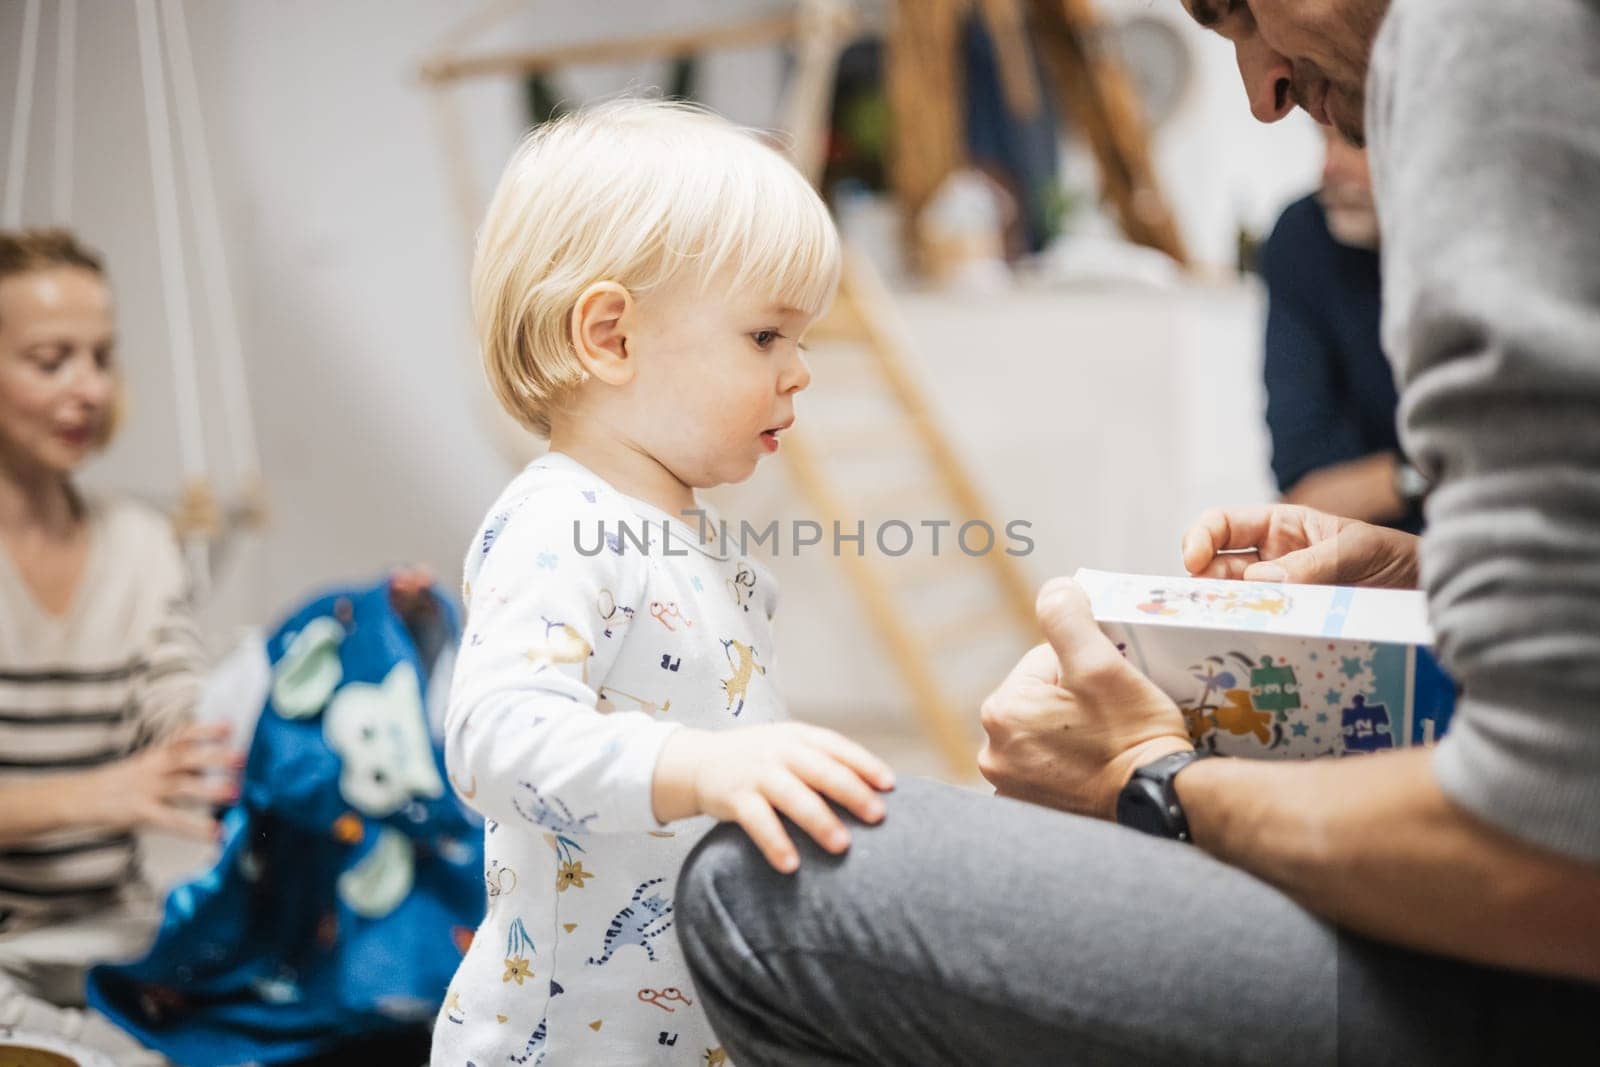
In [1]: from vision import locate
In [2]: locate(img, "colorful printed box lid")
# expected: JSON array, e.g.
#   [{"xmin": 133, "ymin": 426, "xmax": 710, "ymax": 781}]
[{"xmin": 1074, "ymin": 568, "xmax": 1435, "ymax": 647}]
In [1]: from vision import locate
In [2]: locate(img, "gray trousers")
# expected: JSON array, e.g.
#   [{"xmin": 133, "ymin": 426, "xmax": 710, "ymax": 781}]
[{"xmin": 677, "ymin": 778, "xmax": 1598, "ymax": 1066}]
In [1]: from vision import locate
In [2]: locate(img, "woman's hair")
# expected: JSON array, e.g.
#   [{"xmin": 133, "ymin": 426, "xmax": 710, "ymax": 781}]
[
  {"xmin": 0, "ymin": 228, "xmax": 120, "ymax": 449},
  {"xmin": 473, "ymin": 97, "xmax": 841, "ymax": 437},
  {"xmin": 0, "ymin": 228, "xmax": 105, "ymax": 289}
]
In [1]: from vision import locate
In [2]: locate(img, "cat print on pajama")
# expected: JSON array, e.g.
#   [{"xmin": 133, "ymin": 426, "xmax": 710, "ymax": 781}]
[{"xmin": 433, "ymin": 452, "xmax": 780, "ymax": 1066}]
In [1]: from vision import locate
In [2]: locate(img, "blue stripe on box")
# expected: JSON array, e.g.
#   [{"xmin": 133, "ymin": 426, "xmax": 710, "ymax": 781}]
[{"xmin": 1321, "ymin": 586, "xmax": 1356, "ymax": 638}]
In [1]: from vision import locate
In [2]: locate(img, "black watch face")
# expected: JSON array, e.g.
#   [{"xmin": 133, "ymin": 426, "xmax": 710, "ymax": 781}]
[{"xmin": 1116, "ymin": 779, "xmax": 1173, "ymax": 837}]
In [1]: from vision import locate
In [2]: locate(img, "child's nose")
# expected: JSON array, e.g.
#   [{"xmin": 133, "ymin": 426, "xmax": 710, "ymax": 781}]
[{"xmin": 781, "ymin": 352, "xmax": 812, "ymax": 394}]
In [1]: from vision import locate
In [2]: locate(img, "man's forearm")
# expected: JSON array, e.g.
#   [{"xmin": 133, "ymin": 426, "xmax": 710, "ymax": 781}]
[
  {"xmin": 1176, "ymin": 748, "xmax": 1600, "ymax": 983},
  {"xmin": 1282, "ymin": 452, "xmax": 1405, "ymax": 524}
]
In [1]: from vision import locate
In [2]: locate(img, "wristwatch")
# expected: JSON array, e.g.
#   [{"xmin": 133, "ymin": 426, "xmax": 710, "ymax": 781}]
[
  {"xmin": 1115, "ymin": 750, "xmax": 1205, "ymax": 842},
  {"xmin": 1393, "ymin": 459, "xmax": 1430, "ymax": 506}
]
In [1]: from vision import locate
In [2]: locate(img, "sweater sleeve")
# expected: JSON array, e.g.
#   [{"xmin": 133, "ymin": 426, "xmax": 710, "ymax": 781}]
[
  {"xmin": 444, "ymin": 494, "xmax": 681, "ymax": 835},
  {"xmin": 1370, "ymin": 0, "xmax": 1600, "ymax": 863},
  {"xmin": 128, "ymin": 508, "xmax": 203, "ymax": 746}
]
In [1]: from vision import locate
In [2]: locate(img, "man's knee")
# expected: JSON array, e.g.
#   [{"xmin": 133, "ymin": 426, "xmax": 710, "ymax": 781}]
[
  {"xmin": 679, "ymin": 821, "xmax": 763, "ymax": 924},
  {"xmin": 678, "ymin": 777, "xmax": 962, "ymax": 956},
  {"xmin": 676, "ymin": 821, "xmax": 775, "ymax": 1006}
]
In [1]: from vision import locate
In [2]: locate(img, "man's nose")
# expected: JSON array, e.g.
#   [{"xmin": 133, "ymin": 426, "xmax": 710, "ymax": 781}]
[{"xmin": 1236, "ymin": 38, "xmax": 1295, "ymax": 124}]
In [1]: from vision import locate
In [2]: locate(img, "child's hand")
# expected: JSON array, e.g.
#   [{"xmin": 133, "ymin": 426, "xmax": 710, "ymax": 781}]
[{"xmin": 652, "ymin": 725, "xmax": 895, "ymax": 873}]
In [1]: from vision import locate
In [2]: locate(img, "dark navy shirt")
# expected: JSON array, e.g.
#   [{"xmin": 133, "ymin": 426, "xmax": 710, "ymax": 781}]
[{"xmin": 1259, "ymin": 194, "xmax": 1418, "ymax": 531}]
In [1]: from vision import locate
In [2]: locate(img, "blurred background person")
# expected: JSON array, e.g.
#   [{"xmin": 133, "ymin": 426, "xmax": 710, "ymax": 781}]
[
  {"xmin": 1258, "ymin": 126, "xmax": 1426, "ymax": 533},
  {"xmin": 0, "ymin": 228, "xmax": 442, "ymax": 1065},
  {"xmin": 0, "ymin": 228, "xmax": 239, "ymax": 1064}
]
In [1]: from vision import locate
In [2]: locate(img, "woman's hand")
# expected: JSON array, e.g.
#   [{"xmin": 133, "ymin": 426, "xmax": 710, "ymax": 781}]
[
  {"xmin": 652, "ymin": 725, "xmax": 896, "ymax": 873},
  {"xmin": 1181, "ymin": 504, "xmax": 1421, "ymax": 588},
  {"xmin": 78, "ymin": 721, "xmax": 243, "ymax": 840},
  {"xmin": 979, "ymin": 579, "xmax": 1193, "ymax": 818}
]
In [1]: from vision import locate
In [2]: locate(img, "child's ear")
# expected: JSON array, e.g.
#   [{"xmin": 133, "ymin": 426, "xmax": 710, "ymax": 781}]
[{"xmin": 570, "ymin": 282, "xmax": 635, "ymax": 386}]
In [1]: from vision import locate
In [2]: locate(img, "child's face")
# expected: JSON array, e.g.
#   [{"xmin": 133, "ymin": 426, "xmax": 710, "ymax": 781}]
[{"xmin": 623, "ymin": 271, "xmax": 816, "ymax": 493}]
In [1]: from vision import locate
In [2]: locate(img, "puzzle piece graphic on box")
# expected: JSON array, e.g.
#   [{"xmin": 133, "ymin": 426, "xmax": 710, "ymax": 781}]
[{"xmin": 1075, "ymin": 569, "xmax": 1457, "ymax": 759}]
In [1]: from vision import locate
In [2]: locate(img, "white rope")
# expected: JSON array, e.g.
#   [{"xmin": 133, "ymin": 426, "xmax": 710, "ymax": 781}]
[
  {"xmin": 132, "ymin": 0, "xmax": 208, "ymax": 494},
  {"xmin": 160, "ymin": 0, "xmax": 260, "ymax": 486},
  {"xmin": 4, "ymin": 0, "xmax": 42, "ymax": 227},
  {"xmin": 53, "ymin": 0, "xmax": 75, "ymax": 222}
]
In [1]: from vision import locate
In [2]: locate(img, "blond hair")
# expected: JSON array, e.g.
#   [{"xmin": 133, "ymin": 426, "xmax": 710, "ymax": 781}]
[
  {"xmin": 0, "ymin": 228, "xmax": 105, "ymax": 308},
  {"xmin": 473, "ymin": 98, "xmax": 840, "ymax": 437}
]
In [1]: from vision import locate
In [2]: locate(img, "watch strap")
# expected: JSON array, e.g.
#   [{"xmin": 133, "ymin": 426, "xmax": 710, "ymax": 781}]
[{"xmin": 1118, "ymin": 749, "xmax": 1205, "ymax": 842}]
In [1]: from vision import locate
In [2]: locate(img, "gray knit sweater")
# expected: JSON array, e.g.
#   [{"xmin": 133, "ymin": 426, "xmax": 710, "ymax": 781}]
[{"xmin": 1368, "ymin": 0, "xmax": 1600, "ymax": 863}]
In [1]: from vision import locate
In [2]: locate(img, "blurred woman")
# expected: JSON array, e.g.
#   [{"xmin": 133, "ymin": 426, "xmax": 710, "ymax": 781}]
[{"xmin": 0, "ymin": 229, "xmax": 237, "ymax": 1064}]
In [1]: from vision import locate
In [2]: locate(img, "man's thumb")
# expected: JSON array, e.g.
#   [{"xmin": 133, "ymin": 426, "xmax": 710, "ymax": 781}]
[
  {"xmin": 1035, "ymin": 578, "xmax": 1123, "ymax": 681},
  {"xmin": 1242, "ymin": 539, "xmax": 1339, "ymax": 585}
]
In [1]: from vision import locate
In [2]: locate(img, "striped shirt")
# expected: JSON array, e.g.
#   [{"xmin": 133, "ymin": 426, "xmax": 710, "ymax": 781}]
[{"xmin": 0, "ymin": 495, "xmax": 201, "ymax": 932}]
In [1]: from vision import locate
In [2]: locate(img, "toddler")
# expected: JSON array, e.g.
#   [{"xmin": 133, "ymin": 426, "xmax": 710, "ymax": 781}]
[{"xmin": 432, "ymin": 99, "xmax": 895, "ymax": 1066}]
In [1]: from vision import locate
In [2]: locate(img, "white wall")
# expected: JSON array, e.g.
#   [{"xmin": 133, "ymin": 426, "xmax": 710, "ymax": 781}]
[{"xmin": 0, "ymin": 1, "xmax": 1300, "ymax": 734}]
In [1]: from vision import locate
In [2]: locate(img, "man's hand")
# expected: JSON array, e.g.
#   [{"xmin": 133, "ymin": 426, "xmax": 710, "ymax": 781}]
[
  {"xmin": 1282, "ymin": 452, "xmax": 1408, "ymax": 525},
  {"xmin": 978, "ymin": 579, "xmax": 1193, "ymax": 819},
  {"xmin": 79, "ymin": 722, "xmax": 243, "ymax": 841},
  {"xmin": 1181, "ymin": 504, "xmax": 1420, "ymax": 588}
]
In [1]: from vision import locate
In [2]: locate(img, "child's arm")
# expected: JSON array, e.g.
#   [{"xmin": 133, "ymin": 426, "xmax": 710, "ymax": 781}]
[{"xmin": 446, "ymin": 501, "xmax": 678, "ymax": 834}]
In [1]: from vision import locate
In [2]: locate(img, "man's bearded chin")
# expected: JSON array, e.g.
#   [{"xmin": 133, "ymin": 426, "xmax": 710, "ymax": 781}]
[{"xmin": 1324, "ymin": 87, "xmax": 1368, "ymax": 148}]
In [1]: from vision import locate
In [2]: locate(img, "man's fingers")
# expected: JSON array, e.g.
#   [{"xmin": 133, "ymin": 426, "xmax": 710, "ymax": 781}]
[
  {"xmin": 732, "ymin": 793, "xmax": 799, "ymax": 873},
  {"xmin": 794, "ymin": 726, "xmax": 895, "ymax": 792},
  {"xmin": 762, "ymin": 771, "xmax": 851, "ymax": 856},
  {"xmin": 1194, "ymin": 552, "xmax": 1260, "ymax": 580},
  {"xmin": 788, "ymin": 748, "xmax": 884, "ymax": 824},
  {"xmin": 1034, "ymin": 578, "xmax": 1125, "ymax": 687},
  {"xmin": 1181, "ymin": 506, "xmax": 1281, "ymax": 574},
  {"xmin": 1244, "ymin": 540, "xmax": 1338, "ymax": 585}
]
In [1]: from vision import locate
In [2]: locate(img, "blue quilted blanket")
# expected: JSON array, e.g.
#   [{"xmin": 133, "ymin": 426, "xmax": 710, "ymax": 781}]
[{"xmin": 87, "ymin": 579, "xmax": 484, "ymax": 1065}]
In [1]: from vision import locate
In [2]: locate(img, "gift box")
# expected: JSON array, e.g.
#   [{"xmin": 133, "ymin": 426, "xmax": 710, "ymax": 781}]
[{"xmin": 1075, "ymin": 568, "xmax": 1457, "ymax": 759}]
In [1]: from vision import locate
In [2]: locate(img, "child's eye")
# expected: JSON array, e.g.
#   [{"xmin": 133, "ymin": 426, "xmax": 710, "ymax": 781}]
[{"xmin": 751, "ymin": 329, "xmax": 783, "ymax": 351}]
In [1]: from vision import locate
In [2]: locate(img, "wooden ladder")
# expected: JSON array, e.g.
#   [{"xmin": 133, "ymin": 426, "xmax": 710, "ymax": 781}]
[{"xmin": 777, "ymin": 249, "xmax": 1042, "ymax": 776}]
